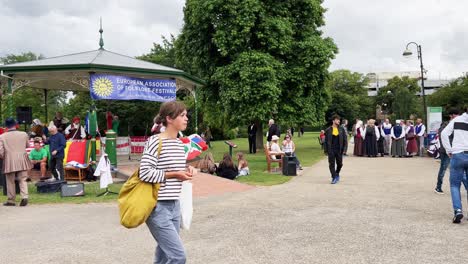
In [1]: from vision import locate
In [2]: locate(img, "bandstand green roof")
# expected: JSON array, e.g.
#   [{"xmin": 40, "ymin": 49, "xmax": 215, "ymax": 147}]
[{"xmin": 0, "ymin": 48, "xmax": 203, "ymax": 92}]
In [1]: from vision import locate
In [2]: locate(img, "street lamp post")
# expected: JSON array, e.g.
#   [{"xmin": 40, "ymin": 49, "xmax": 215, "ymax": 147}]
[{"xmin": 402, "ymin": 42, "xmax": 427, "ymax": 126}]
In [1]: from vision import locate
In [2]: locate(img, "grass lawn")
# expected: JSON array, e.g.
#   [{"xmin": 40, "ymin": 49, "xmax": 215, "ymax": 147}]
[
  {"xmin": 205, "ymin": 132, "xmax": 324, "ymax": 186},
  {"xmin": 3, "ymin": 132, "xmax": 324, "ymax": 204},
  {"xmin": 18, "ymin": 182, "xmax": 123, "ymax": 205}
]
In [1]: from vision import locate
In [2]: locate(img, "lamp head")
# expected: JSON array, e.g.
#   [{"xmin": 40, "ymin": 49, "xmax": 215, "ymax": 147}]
[{"xmin": 402, "ymin": 49, "xmax": 413, "ymax": 57}]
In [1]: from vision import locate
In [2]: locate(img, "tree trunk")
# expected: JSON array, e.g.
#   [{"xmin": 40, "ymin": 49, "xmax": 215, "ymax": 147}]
[{"xmin": 255, "ymin": 120, "xmax": 264, "ymax": 150}]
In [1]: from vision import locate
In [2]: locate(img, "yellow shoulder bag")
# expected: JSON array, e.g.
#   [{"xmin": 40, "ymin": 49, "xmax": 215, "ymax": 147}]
[{"xmin": 118, "ymin": 140, "xmax": 162, "ymax": 228}]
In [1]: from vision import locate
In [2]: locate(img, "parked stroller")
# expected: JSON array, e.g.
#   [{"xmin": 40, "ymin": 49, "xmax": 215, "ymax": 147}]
[{"xmin": 427, "ymin": 134, "xmax": 440, "ymax": 159}]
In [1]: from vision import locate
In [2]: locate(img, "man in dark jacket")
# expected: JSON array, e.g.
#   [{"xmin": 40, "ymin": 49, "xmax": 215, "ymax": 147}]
[
  {"xmin": 47, "ymin": 125, "xmax": 66, "ymax": 180},
  {"xmin": 248, "ymin": 122, "xmax": 257, "ymax": 154},
  {"xmin": 435, "ymin": 108, "xmax": 460, "ymax": 194},
  {"xmin": 267, "ymin": 119, "xmax": 280, "ymax": 143},
  {"xmin": 324, "ymin": 115, "xmax": 348, "ymax": 184}
]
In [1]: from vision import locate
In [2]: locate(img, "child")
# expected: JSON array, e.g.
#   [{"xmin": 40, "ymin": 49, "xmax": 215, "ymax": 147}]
[{"xmin": 236, "ymin": 152, "xmax": 250, "ymax": 176}]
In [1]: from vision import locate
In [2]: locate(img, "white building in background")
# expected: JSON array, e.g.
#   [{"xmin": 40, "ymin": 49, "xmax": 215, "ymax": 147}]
[{"xmin": 366, "ymin": 71, "xmax": 452, "ymax": 96}]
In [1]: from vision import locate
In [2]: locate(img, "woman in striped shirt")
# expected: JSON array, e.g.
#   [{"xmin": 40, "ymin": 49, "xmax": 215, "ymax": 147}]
[{"xmin": 139, "ymin": 101, "xmax": 195, "ymax": 264}]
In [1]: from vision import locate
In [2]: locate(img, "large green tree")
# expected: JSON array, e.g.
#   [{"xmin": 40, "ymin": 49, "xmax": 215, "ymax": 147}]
[
  {"xmin": 374, "ymin": 76, "xmax": 422, "ymax": 121},
  {"xmin": 176, "ymin": 0, "xmax": 337, "ymax": 146},
  {"xmin": 428, "ymin": 76, "xmax": 468, "ymax": 116},
  {"xmin": 325, "ymin": 70, "xmax": 373, "ymax": 127}
]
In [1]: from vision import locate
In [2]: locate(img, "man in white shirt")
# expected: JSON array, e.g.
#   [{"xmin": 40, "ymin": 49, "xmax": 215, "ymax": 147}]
[
  {"xmin": 441, "ymin": 107, "xmax": 468, "ymax": 223},
  {"xmin": 415, "ymin": 118, "xmax": 426, "ymax": 157},
  {"xmin": 382, "ymin": 118, "xmax": 392, "ymax": 155}
]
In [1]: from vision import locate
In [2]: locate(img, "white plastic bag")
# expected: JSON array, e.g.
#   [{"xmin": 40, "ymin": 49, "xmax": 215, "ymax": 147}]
[{"xmin": 180, "ymin": 181, "xmax": 193, "ymax": 230}]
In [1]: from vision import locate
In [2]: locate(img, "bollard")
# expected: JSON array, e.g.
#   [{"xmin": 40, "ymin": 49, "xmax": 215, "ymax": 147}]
[{"xmin": 106, "ymin": 129, "xmax": 117, "ymax": 166}]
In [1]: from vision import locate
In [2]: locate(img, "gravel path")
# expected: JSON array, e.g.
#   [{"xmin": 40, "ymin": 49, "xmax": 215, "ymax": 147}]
[{"xmin": 1, "ymin": 155, "xmax": 467, "ymax": 264}]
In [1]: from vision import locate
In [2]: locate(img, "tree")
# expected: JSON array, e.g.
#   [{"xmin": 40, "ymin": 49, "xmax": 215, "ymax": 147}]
[
  {"xmin": 176, "ymin": 0, "xmax": 337, "ymax": 147},
  {"xmin": 428, "ymin": 76, "xmax": 468, "ymax": 116},
  {"xmin": 325, "ymin": 70, "xmax": 373, "ymax": 127},
  {"xmin": 137, "ymin": 35, "xmax": 177, "ymax": 68},
  {"xmin": 374, "ymin": 76, "xmax": 422, "ymax": 121},
  {"xmin": 0, "ymin": 52, "xmax": 45, "ymax": 64}
]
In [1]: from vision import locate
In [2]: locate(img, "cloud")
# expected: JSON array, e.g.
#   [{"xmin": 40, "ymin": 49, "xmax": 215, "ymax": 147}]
[
  {"xmin": 322, "ymin": 0, "xmax": 468, "ymax": 79},
  {"xmin": 0, "ymin": 0, "xmax": 185, "ymax": 58},
  {"xmin": 1, "ymin": 0, "xmax": 467, "ymax": 79}
]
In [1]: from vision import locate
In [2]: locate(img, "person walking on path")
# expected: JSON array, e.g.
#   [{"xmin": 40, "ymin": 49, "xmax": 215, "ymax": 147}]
[
  {"xmin": 440, "ymin": 107, "xmax": 468, "ymax": 223},
  {"xmin": 139, "ymin": 101, "xmax": 196, "ymax": 263},
  {"xmin": 0, "ymin": 118, "xmax": 32, "ymax": 206},
  {"xmin": 435, "ymin": 108, "xmax": 460, "ymax": 194},
  {"xmin": 324, "ymin": 115, "xmax": 348, "ymax": 184},
  {"xmin": 415, "ymin": 118, "xmax": 426, "ymax": 157},
  {"xmin": 247, "ymin": 122, "xmax": 257, "ymax": 154},
  {"xmin": 46, "ymin": 125, "xmax": 66, "ymax": 181}
]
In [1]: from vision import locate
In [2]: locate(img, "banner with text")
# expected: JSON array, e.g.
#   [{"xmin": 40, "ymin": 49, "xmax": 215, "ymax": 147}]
[{"xmin": 90, "ymin": 74, "xmax": 176, "ymax": 102}]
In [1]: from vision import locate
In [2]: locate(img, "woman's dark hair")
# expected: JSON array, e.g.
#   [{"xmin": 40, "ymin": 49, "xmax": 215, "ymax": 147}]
[
  {"xmin": 154, "ymin": 101, "xmax": 187, "ymax": 126},
  {"xmin": 220, "ymin": 153, "xmax": 234, "ymax": 168}
]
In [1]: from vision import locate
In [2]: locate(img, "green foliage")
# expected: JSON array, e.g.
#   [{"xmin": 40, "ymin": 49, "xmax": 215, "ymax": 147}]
[
  {"xmin": 428, "ymin": 77, "xmax": 468, "ymax": 115},
  {"xmin": 137, "ymin": 35, "xmax": 177, "ymax": 68},
  {"xmin": 0, "ymin": 52, "xmax": 44, "ymax": 64},
  {"xmin": 325, "ymin": 70, "xmax": 373, "ymax": 126},
  {"xmin": 176, "ymin": 0, "xmax": 337, "ymax": 134},
  {"xmin": 0, "ymin": 52, "xmax": 66, "ymax": 124},
  {"xmin": 375, "ymin": 76, "xmax": 422, "ymax": 120}
]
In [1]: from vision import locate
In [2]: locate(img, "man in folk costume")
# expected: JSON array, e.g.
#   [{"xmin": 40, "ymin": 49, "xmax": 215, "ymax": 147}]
[
  {"xmin": 65, "ymin": 116, "xmax": 86, "ymax": 140},
  {"xmin": 353, "ymin": 120, "xmax": 364, "ymax": 156},
  {"xmin": 405, "ymin": 120, "xmax": 418, "ymax": 157},
  {"xmin": 391, "ymin": 120, "xmax": 406, "ymax": 158},
  {"xmin": 0, "ymin": 118, "xmax": 33, "ymax": 206},
  {"xmin": 382, "ymin": 118, "xmax": 392, "ymax": 155},
  {"xmin": 415, "ymin": 118, "xmax": 426, "ymax": 157},
  {"xmin": 324, "ymin": 115, "xmax": 348, "ymax": 184}
]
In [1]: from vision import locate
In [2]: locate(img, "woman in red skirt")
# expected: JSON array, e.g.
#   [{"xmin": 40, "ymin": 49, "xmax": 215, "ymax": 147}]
[{"xmin": 405, "ymin": 120, "xmax": 418, "ymax": 157}]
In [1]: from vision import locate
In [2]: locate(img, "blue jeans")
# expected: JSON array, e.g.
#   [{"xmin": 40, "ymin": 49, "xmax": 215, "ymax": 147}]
[
  {"xmin": 146, "ymin": 200, "xmax": 186, "ymax": 264},
  {"xmin": 449, "ymin": 153, "xmax": 468, "ymax": 212},
  {"xmin": 436, "ymin": 152, "xmax": 450, "ymax": 189}
]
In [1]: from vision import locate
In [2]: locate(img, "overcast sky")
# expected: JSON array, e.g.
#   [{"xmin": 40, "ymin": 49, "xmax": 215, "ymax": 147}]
[{"xmin": 1, "ymin": 0, "xmax": 467, "ymax": 79}]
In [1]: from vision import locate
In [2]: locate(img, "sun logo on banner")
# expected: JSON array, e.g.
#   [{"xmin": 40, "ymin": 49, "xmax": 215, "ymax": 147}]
[{"xmin": 92, "ymin": 77, "xmax": 114, "ymax": 97}]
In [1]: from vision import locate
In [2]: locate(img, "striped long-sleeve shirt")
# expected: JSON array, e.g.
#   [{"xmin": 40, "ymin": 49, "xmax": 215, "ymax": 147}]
[{"xmin": 139, "ymin": 136, "xmax": 186, "ymax": 200}]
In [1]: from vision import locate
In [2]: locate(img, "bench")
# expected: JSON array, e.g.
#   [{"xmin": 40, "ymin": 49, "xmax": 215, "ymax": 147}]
[{"xmin": 263, "ymin": 144, "xmax": 284, "ymax": 173}]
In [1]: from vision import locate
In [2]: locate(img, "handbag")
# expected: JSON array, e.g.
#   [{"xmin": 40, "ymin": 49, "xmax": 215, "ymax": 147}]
[{"xmin": 118, "ymin": 139, "xmax": 162, "ymax": 229}]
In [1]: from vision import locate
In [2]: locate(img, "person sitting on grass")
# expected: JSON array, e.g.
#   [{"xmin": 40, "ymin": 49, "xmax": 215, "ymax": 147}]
[
  {"xmin": 216, "ymin": 153, "xmax": 238, "ymax": 180},
  {"xmin": 29, "ymin": 140, "xmax": 49, "ymax": 180},
  {"xmin": 236, "ymin": 152, "xmax": 250, "ymax": 176},
  {"xmin": 198, "ymin": 152, "xmax": 217, "ymax": 174},
  {"xmin": 269, "ymin": 135, "xmax": 284, "ymax": 160}
]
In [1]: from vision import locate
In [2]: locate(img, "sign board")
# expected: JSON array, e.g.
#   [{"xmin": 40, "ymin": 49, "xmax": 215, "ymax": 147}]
[
  {"xmin": 90, "ymin": 74, "xmax": 176, "ymax": 102},
  {"xmin": 427, "ymin": 106, "xmax": 442, "ymax": 133}
]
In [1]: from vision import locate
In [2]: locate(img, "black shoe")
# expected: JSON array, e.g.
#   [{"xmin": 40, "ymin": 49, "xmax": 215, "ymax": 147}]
[
  {"xmin": 453, "ymin": 209, "xmax": 463, "ymax": 223},
  {"xmin": 3, "ymin": 202, "xmax": 15, "ymax": 206},
  {"xmin": 434, "ymin": 188, "xmax": 444, "ymax": 194},
  {"xmin": 20, "ymin": 199, "xmax": 28, "ymax": 207}
]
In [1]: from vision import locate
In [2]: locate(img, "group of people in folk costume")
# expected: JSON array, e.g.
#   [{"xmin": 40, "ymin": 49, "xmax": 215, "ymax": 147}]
[{"xmin": 352, "ymin": 118, "xmax": 426, "ymax": 158}]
